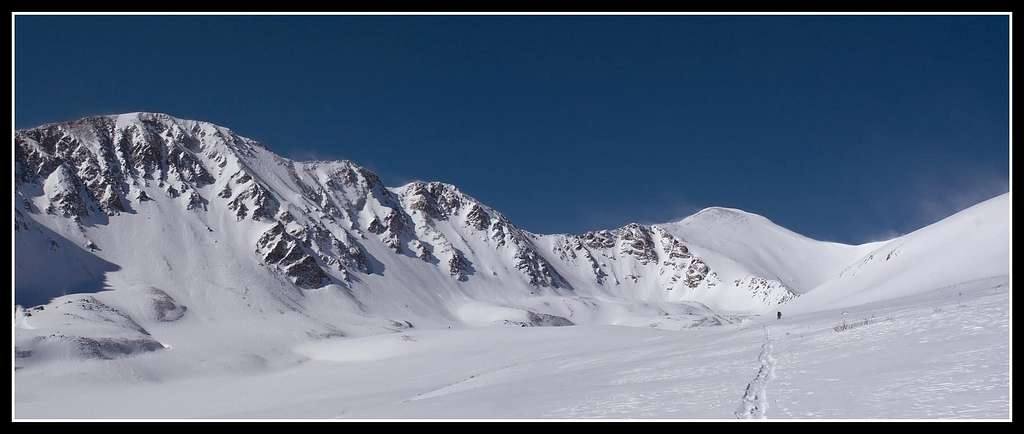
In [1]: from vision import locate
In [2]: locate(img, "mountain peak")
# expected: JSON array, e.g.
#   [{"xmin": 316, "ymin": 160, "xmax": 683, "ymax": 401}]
[
  {"xmin": 13, "ymin": 113, "xmax": 822, "ymax": 319},
  {"xmin": 684, "ymin": 206, "xmax": 764, "ymax": 224}
]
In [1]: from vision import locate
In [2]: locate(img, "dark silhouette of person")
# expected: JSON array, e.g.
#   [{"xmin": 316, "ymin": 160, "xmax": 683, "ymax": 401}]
[{"xmin": 777, "ymin": 311, "xmax": 782, "ymax": 320}]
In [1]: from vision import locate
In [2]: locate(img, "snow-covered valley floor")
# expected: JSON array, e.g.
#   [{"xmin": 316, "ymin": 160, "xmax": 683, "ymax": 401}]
[{"xmin": 14, "ymin": 275, "xmax": 1009, "ymax": 420}]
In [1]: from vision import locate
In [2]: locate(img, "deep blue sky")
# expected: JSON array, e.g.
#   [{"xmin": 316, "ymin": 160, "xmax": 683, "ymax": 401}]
[{"xmin": 15, "ymin": 15, "xmax": 1009, "ymax": 243}]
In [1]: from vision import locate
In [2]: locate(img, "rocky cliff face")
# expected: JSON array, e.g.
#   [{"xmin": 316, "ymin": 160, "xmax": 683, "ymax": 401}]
[
  {"xmin": 15, "ymin": 113, "xmax": 797, "ymax": 324},
  {"xmin": 554, "ymin": 224, "xmax": 712, "ymax": 289},
  {"xmin": 16, "ymin": 114, "xmax": 220, "ymax": 219}
]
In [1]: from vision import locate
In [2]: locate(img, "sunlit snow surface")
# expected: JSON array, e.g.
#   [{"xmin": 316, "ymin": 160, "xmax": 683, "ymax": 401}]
[
  {"xmin": 15, "ymin": 276, "xmax": 1008, "ymax": 419},
  {"xmin": 13, "ymin": 115, "xmax": 1009, "ymax": 419}
]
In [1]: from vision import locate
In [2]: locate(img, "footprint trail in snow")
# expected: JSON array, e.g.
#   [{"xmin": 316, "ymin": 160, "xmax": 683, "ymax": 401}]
[{"xmin": 735, "ymin": 327, "xmax": 777, "ymax": 419}]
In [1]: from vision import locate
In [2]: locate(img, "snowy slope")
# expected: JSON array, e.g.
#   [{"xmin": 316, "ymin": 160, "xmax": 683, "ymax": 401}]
[
  {"xmin": 659, "ymin": 207, "xmax": 883, "ymax": 294},
  {"xmin": 14, "ymin": 275, "xmax": 1009, "ymax": 419},
  {"xmin": 12, "ymin": 113, "xmax": 1010, "ymax": 419},
  {"xmin": 14, "ymin": 208, "xmax": 120, "ymax": 307},
  {"xmin": 785, "ymin": 193, "xmax": 1010, "ymax": 313},
  {"xmin": 13, "ymin": 113, "xmax": 797, "ymax": 365},
  {"xmin": 13, "ymin": 113, "xmax": 1008, "ymax": 336}
]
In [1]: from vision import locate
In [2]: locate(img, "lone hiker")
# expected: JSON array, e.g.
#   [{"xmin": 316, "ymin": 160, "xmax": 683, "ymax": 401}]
[{"xmin": 777, "ymin": 311, "xmax": 782, "ymax": 320}]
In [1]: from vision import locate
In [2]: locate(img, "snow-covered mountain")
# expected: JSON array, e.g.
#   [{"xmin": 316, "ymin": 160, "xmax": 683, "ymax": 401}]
[
  {"xmin": 658, "ymin": 207, "xmax": 883, "ymax": 294},
  {"xmin": 13, "ymin": 112, "xmax": 1009, "ymax": 366},
  {"xmin": 784, "ymin": 192, "xmax": 1010, "ymax": 313}
]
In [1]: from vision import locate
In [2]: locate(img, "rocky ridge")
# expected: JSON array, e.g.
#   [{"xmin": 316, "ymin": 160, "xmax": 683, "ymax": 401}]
[{"xmin": 15, "ymin": 113, "xmax": 798, "ymax": 317}]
